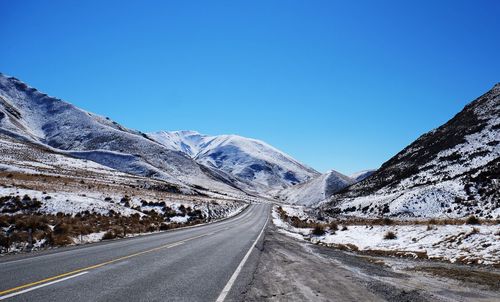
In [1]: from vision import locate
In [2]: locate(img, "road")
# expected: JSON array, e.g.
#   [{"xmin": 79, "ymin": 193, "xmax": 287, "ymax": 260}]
[{"xmin": 0, "ymin": 203, "xmax": 270, "ymax": 302}]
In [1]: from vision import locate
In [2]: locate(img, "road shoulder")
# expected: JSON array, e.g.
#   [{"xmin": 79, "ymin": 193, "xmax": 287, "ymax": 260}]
[{"xmin": 239, "ymin": 224, "xmax": 500, "ymax": 302}]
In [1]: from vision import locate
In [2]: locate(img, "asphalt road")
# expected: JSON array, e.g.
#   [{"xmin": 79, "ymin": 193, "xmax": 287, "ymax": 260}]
[{"xmin": 0, "ymin": 203, "xmax": 270, "ymax": 302}]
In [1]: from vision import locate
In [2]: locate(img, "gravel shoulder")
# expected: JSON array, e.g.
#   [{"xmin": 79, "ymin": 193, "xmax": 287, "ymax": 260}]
[{"xmin": 240, "ymin": 224, "xmax": 500, "ymax": 302}]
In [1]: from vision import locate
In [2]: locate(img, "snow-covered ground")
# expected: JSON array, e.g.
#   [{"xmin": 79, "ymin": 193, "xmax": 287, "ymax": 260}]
[
  {"xmin": 0, "ymin": 187, "xmax": 143, "ymax": 216},
  {"xmin": 273, "ymin": 206, "xmax": 500, "ymax": 266}
]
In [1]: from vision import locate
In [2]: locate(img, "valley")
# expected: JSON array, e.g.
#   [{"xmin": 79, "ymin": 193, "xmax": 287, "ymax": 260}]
[{"xmin": 0, "ymin": 74, "xmax": 498, "ymax": 301}]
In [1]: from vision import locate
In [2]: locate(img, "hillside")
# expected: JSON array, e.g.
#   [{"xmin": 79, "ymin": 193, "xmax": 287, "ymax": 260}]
[
  {"xmin": 149, "ymin": 131, "xmax": 320, "ymax": 193},
  {"xmin": 277, "ymin": 170, "xmax": 354, "ymax": 206},
  {"xmin": 322, "ymin": 83, "xmax": 500, "ymax": 219},
  {"xmin": 0, "ymin": 74, "xmax": 247, "ymax": 196}
]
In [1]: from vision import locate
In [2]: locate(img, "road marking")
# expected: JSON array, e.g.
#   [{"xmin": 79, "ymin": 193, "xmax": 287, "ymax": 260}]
[
  {"xmin": 0, "ymin": 233, "xmax": 208, "ymax": 299},
  {"xmin": 215, "ymin": 211, "xmax": 269, "ymax": 302},
  {"xmin": 0, "ymin": 272, "xmax": 89, "ymax": 300}
]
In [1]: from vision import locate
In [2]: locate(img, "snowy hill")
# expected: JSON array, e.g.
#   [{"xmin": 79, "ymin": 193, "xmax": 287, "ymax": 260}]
[
  {"xmin": 149, "ymin": 131, "xmax": 320, "ymax": 192},
  {"xmin": 0, "ymin": 74, "xmax": 247, "ymax": 195},
  {"xmin": 322, "ymin": 83, "xmax": 500, "ymax": 219},
  {"xmin": 277, "ymin": 170, "xmax": 354, "ymax": 206},
  {"xmin": 349, "ymin": 170, "xmax": 376, "ymax": 182}
]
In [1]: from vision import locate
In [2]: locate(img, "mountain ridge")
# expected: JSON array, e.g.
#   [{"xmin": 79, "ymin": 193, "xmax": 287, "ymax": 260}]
[
  {"xmin": 0, "ymin": 74, "xmax": 248, "ymax": 195},
  {"xmin": 149, "ymin": 130, "xmax": 320, "ymax": 193},
  {"xmin": 277, "ymin": 169, "xmax": 354, "ymax": 206},
  {"xmin": 321, "ymin": 83, "xmax": 500, "ymax": 218}
]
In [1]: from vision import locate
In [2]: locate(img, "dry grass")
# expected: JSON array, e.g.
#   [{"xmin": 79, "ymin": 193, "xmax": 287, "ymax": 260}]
[
  {"xmin": 466, "ymin": 215, "xmax": 480, "ymax": 225},
  {"xmin": 328, "ymin": 221, "xmax": 338, "ymax": 232},
  {"xmin": 0, "ymin": 211, "xmax": 206, "ymax": 253}
]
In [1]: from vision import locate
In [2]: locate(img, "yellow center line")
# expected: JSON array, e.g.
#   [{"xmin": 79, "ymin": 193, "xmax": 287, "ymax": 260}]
[{"xmin": 0, "ymin": 232, "xmax": 210, "ymax": 297}]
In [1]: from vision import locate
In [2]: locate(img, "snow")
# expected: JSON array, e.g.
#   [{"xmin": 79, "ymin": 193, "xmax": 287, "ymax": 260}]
[
  {"xmin": 0, "ymin": 187, "xmax": 143, "ymax": 216},
  {"xmin": 278, "ymin": 170, "xmax": 354, "ymax": 206},
  {"xmin": 317, "ymin": 225, "xmax": 500, "ymax": 265},
  {"xmin": 272, "ymin": 206, "xmax": 311, "ymax": 237},
  {"xmin": 280, "ymin": 204, "xmax": 310, "ymax": 219},
  {"xmin": 170, "ymin": 216, "xmax": 189, "ymax": 223},
  {"xmin": 273, "ymin": 206, "xmax": 500, "ymax": 265},
  {"xmin": 349, "ymin": 169, "xmax": 376, "ymax": 182},
  {"xmin": 75, "ymin": 231, "xmax": 107, "ymax": 244},
  {"xmin": 324, "ymin": 85, "xmax": 500, "ymax": 219},
  {"xmin": 149, "ymin": 130, "xmax": 320, "ymax": 193},
  {"xmin": 0, "ymin": 74, "xmax": 248, "ymax": 196}
]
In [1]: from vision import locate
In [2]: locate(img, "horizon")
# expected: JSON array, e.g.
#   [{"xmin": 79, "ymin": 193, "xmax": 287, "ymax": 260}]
[{"xmin": 1, "ymin": 1, "xmax": 499, "ymax": 174}]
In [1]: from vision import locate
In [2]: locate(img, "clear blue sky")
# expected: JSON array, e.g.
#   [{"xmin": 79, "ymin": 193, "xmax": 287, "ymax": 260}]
[{"xmin": 1, "ymin": 1, "xmax": 499, "ymax": 174}]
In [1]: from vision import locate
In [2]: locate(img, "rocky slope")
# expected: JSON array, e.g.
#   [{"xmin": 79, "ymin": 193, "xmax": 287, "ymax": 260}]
[
  {"xmin": 322, "ymin": 83, "xmax": 500, "ymax": 219},
  {"xmin": 349, "ymin": 170, "xmax": 376, "ymax": 182}
]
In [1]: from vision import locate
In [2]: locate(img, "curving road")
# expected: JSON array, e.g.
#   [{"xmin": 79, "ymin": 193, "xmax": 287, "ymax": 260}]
[{"xmin": 0, "ymin": 203, "xmax": 270, "ymax": 302}]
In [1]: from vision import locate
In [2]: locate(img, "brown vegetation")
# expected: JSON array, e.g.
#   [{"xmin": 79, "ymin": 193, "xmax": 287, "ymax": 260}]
[
  {"xmin": 311, "ymin": 224, "xmax": 326, "ymax": 236},
  {"xmin": 0, "ymin": 210, "xmax": 206, "ymax": 253},
  {"xmin": 383, "ymin": 231, "xmax": 397, "ymax": 240}
]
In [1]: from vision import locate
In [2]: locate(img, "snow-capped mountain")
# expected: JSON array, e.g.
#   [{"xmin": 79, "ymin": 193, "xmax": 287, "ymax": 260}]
[
  {"xmin": 0, "ymin": 74, "xmax": 247, "ymax": 195},
  {"xmin": 277, "ymin": 170, "xmax": 354, "ymax": 206},
  {"xmin": 149, "ymin": 131, "xmax": 320, "ymax": 192},
  {"xmin": 322, "ymin": 83, "xmax": 500, "ymax": 219},
  {"xmin": 349, "ymin": 170, "xmax": 376, "ymax": 182}
]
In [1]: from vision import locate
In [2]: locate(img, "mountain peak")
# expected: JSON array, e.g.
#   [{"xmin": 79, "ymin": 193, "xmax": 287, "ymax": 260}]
[
  {"xmin": 175, "ymin": 130, "xmax": 202, "ymax": 136},
  {"xmin": 149, "ymin": 130, "xmax": 319, "ymax": 192}
]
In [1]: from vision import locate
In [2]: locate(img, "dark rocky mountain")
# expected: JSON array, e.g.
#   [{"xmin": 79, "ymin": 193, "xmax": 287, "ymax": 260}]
[{"xmin": 322, "ymin": 83, "xmax": 500, "ymax": 219}]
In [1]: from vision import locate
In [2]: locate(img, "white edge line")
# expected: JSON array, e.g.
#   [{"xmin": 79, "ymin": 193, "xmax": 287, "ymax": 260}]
[
  {"xmin": 0, "ymin": 271, "xmax": 89, "ymax": 300},
  {"xmin": 215, "ymin": 210, "xmax": 269, "ymax": 302}
]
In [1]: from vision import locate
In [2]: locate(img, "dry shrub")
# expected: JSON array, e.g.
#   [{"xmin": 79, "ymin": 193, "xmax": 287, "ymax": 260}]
[
  {"xmin": 102, "ymin": 230, "xmax": 117, "ymax": 240},
  {"xmin": 0, "ymin": 235, "xmax": 9, "ymax": 249},
  {"xmin": 9, "ymin": 231, "xmax": 28, "ymax": 243},
  {"xmin": 466, "ymin": 216, "xmax": 480, "ymax": 225},
  {"xmin": 0, "ymin": 216, "xmax": 9, "ymax": 227},
  {"xmin": 384, "ymin": 231, "xmax": 397, "ymax": 240},
  {"xmin": 290, "ymin": 216, "xmax": 314, "ymax": 228},
  {"xmin": 276, "ymin": 206, "xmax": 288, "ymax": 221},
  {"xmin": 329, "ymin": 221, "xmax": 338, "ymax": 231},
  {"xmin": 53, "ymin": 223, "xmax": 72, "ymax": 235},
  {"xmin": 311, "ymin": 224, "xmax": 325, "ymax": 236},
  {"xmin": 383, "ymin": 218, "xmax": 393, "ymax": 225},
  {"xmin": 47, "ymin": 233, "xmax": 73, "ymax": 246}
]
